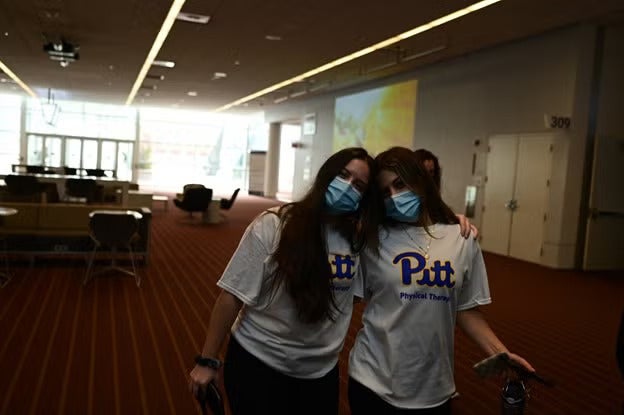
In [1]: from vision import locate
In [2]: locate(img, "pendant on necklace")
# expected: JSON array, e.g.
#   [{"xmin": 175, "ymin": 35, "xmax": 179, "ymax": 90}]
[{"xmin": 424, "ymin": 253, "xmax": 430, "ymax": 261}]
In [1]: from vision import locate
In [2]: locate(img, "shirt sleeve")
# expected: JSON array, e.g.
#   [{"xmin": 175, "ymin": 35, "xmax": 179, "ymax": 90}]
[
  {"xmin": 456, "ymin": 239, "xmax": 492, "ymax": 311},
  {"xmin": 217, "ymin": 212, "xmax": 279, "ymax": 306}
]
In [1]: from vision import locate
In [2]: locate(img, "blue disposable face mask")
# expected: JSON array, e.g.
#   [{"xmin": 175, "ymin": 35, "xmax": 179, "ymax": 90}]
[
  {"xmin": 325, "ymin": 176, "xmax": 362, "ymax": 214},
  {"xmin": 385, "ymin": 190, "xmax": 421, "ymax": 221}
]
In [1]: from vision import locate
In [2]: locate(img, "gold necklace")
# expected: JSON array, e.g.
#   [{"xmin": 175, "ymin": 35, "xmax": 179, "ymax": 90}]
[{"xmin": 401, "ymin": 226, "xmax": 432, "ymax": 260}]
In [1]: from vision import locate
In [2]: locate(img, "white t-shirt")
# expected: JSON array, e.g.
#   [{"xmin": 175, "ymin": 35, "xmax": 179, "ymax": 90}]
[
  {"xmin": 349, "ymin": 224, "xmax": 491, "ymax": 408},
  {"xmin": 217, "ymin": 209, "xmax": 361, "ymax": 379}
]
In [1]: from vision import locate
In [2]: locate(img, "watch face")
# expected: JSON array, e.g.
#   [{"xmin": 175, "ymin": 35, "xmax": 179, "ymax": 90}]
[{"xmin": 196, "ymin": 355, "xmax": 221, "ymax": 369}]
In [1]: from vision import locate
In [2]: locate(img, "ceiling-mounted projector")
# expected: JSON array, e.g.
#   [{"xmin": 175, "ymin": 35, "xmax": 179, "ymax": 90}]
[{"xmin": 43, "ymin": 40, "xmax": 79, "ymax": 67}]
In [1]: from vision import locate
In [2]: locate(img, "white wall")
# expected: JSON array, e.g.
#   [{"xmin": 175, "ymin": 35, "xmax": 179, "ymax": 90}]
[{"xmin": 264, "ymin": 24, "xmax": 620, "ymax": 268}]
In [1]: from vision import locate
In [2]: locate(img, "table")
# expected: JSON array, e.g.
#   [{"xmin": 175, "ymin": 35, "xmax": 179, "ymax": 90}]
[
  {"xmin": 0, "ymin": 174, "xmax": 131, "ymax": 207},
  {"xmin": 202, "ymin": 200, "xmax": 223, "ymax": 224},
  {"xmin": 152, "ymin": 195, "xmax": 169, "ymax": 212},
  {"xmin": 0, "ymin": 207, "xmax": 18, "ymax": 287}
]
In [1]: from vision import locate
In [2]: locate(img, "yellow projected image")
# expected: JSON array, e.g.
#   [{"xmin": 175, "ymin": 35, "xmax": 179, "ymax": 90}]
[{"xmin": 333, "ymin": 80, "xmax": 417, "ymax": 155}]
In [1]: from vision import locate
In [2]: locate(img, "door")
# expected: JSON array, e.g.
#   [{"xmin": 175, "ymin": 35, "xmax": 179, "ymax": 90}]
[
  {"xmin": 65, "ymin": 138, "xmax": 82, "ymax": 169},
  {"xmin": 27, "ymin": 135, "xmax": 44, "ymax": 165},
  {"xmin": 509, "ymin": 137, "xmax": 553, "ymax": 263},
  {"xmin": 82, "ymin": 140, "xmax": 99, "ymax": 169},
  {"xmin": 583, "ymin": 136, "xmax": 624, "ymax": 269},
  {"xmin": 44, "ymin": 137, "xmax": 62, "ymax": 167},
  {"xmin": 481, "ymin": 134, "xmax": 554, "ymax": 264},
  {"xmin": 480, "ymin": 137, "xmax": 518, "ymax": 256},
  {"xmin": 277, "ymin": 123, "xmax": 299, "ymax": 201}
]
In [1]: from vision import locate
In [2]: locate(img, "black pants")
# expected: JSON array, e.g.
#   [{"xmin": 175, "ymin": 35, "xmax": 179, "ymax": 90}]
[
  {"xmin": 224, "ymin": 336, "xmax": 339, "ymax": 415},
  {"xmin": 349, "ymin": 377, "xmax": 452, "ymax": 415}
]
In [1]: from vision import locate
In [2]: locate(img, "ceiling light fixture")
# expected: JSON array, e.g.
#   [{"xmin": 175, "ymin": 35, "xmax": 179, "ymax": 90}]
[
  {"xmin": 0, "ymin": 60, "xmax": 37, "ymax": 97},
  {"xmin": 41, "ymin": 88, "xmax": 61, "ymax": 126},
  {"xmin": 402, "ymin": 45, "xmax": 447, "ymax": 61},
  {"xmin": 152, "ymin": 60, "xmax": 176, "ymax": 68},
  {"xmin": 176, "ymin": 12, "xmax": 211, "ymax": 24},
  {"xmin": 125, "ymin": 0, "xmax": 186, "ymax": 105},
  {"xmin": 265, "ymin": 35, "xmax": 282, "ymax": 41},
  {"xmin": 289, "ymin": 90, "xmax": 307, "ymax": 98},
  {"xmin": 146, "ymin": 73, "xmax": 166, "ymax": 81},
  {"xmin": 215, "ymin": 0, "xmax": 502, "ymax": 111}
]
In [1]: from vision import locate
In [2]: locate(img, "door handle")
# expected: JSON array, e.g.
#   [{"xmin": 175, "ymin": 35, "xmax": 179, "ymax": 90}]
[{"xmin": 505, "ymin": 199, "xmax": 518, "ymax": 211}]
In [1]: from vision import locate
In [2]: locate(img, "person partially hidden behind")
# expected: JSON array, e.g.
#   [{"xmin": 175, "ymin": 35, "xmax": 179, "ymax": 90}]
[
  {"xmin": 414, "ymin": 148, "xmax": 477, "ymax": 237},
  {"xmin": 414, "ymin": 148, "xmax": 441, "ymax": 190}
]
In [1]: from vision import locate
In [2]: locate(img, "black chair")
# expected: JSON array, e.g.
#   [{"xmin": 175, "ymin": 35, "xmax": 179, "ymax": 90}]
[
  {"xmin": 220, "ymin": 188, "xmax": 240, "ymax": 210},
  {"xmin": 85, "ymin": 168, "xmax": 107, "ymax": 177},
  {"xmin": 3, "ymin": 175, "xmax": 44, "ymax": 202},
  {"xmin": 63, "ymin": 166, "xmax": 78, "ymax": 175},
  {"xmin": 174, "ymin": 185, "xmax": 213, "ymax": 217},
  {"xmin": 25, "ymin": 165, "xmax": 45, "ymax": 174},
  {"xmin": 65, "ymin": 178, "xmax": 98, "ymax": 203},
  {"xmin": 84, "ymin": 210, "xmax": 142, "ymax": 286}
]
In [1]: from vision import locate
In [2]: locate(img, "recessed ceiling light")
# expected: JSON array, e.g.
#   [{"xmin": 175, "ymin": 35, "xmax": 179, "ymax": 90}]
[
  {"xmin": 4, "ymin": 32, "xmax": 8, "ymax": 37},
  {"xmin": 265, "ymin": 35, "xmax": 282, "ymax": 41},
  {"xmin": 212, "ymin": 72, "xmax": 227, "ymax": 80},
  {"xmin": 152, "ymin": 60, "xmax": 176, "ymax": 68},
  {"xmin": 109, "ymin": 65, "xmax": 115, "ymax": 70},
  {"xmin": 290, "ymin": 90, "xmax": 307, "ymax": 98},
  {"xmin": 176, "ymin": 12, "xmax": 211, "ymax": 24},
  {"xmin": 146, "ymin": 73, "xmax": 165, "ymax": 81},
  {"xmin": 187, "ymin": 91, "xmax": 198, "ymax": 96}
]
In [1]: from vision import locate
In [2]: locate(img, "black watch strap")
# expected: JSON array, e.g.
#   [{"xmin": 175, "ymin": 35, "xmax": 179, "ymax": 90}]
[{"xmin": 195, "ymin": 355, "xmax": 222, "ymax": 369}]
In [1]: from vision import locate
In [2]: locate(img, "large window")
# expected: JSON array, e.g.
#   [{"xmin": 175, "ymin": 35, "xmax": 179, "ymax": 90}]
[
  {"xmin": 138, "ymin": 108, "xmax": 253, "ymax": 194},
  {"xmin": 23, "ymin": 99, "xmax": 136, "ymax": 180},
  {"xmin": 0, "ymin": 94, "xmax": 22, "ymax": 174},
  {"xmin": 26, "ymin": 99, "xmax": 136, "ymax": 140},
  {"xmin": 3, "ymin": 94, "xmax": 261, "ymax": 190}
]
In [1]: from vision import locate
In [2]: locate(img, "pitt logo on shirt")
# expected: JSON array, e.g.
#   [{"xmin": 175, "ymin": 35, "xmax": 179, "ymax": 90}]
[
  {"xmin": 393, "ymin": 252, "xmax": 455, "ymax": 288},
  {"xmin": 330, "ymin": 254, "xmax": 355, "ymax": 279}
]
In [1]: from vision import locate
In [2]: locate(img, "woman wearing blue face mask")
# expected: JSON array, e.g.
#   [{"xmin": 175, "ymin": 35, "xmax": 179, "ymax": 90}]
[
  {"xmin": 348, "ymin": 147, "xmax": 534, "ymax": 414},
  {"xmin": 190, "ymin": 147, "xmax": 381, "ymax": 415}
]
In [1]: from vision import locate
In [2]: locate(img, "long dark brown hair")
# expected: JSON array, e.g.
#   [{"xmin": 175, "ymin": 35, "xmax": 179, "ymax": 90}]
[
  {"xmin": 376, "ymin": 147, "xmax": 457, "ymax": 227},
  {"xmin": 270, "ymin": 147, "xmax": 380, "ymax": 324},
  {"xmin": 413, "ymin": 148, "xmax": 441, "ymax": 190}
]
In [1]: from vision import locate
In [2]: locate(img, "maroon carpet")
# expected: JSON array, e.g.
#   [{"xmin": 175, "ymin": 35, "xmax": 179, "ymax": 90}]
[{"xmin": 0, "ymin": 195, "xmax": 622, "ymax": 414}]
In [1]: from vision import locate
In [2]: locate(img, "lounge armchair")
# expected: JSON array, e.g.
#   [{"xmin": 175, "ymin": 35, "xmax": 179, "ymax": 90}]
[
  {"xmin": 220, "ymin": 188, "xmax": 240, "ymax": 210},
  {"xmin": 174, "ymin": 185, "xmax": 213, "ymax": 217}
]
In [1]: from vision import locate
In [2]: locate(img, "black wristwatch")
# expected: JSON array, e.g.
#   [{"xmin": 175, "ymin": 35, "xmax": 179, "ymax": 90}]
[{"xmin": 195, "ymin": 355, "xmax": 223, "ymax": 369}]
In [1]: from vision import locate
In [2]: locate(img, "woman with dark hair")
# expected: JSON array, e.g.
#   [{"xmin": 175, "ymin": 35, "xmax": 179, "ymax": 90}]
[
  {"xmin": 413, "ymin": 148, "xmax": 441, "ymax": 189},
  {"xmin": 348, "ymin": 147, "xmax": 533, "ymax": 414},
  {"xmin": 189, "ymin": 147, "xmax": 380, "ymax": 414}
]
